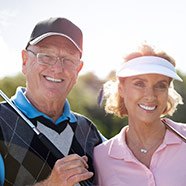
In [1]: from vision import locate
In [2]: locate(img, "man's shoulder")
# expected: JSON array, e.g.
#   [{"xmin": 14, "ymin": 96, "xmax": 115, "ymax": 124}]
[
  {"xmin": 0, "ymin": 102, "xmax": 18, "ymax": 121},
  {"xmin": 73, "ymin": 112, "xmax": 94, "ymax": 125},
  {"xmin": 72, "ymin": 112, "xmax": 104, "ymax": 142}
]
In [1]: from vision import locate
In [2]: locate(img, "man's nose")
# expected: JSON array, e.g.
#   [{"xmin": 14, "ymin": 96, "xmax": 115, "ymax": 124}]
[{"xmin": 51, "ymin": 58, "xmax": 64, "ymax": 72}]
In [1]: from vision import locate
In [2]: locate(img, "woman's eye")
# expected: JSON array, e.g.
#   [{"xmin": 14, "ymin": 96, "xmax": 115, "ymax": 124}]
[
  {"xmin": 134, "ymin": 81, "xmax": 145, "ymax": 88},
  {"xmin": 155, "ymin": 83, "xmax": 168, "ymax": 90}
]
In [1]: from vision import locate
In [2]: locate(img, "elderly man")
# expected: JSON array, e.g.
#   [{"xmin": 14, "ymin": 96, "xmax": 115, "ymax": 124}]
[{"xmin": 0, "ymin": 17, "xmax": 103, "ymax": 186}]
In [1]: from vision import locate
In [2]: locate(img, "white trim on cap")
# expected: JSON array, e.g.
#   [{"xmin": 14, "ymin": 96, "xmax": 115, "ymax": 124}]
[
  {"xmin": 29, "ymin": 32, "xmax": 82, "ymax": 53},
  {"xmin": 116, "ymin": 56, "xmax": 182, "ymax": 81}
]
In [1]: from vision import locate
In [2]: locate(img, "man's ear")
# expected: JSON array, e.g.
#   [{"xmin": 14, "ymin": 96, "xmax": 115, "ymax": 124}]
[
  {"xmin": 22, "ymin": 50, "xmax": 28, "ymax": 74},
  {"xmin": 22, "ymin": 50, "xmax": 28, "ymax": 65},
  {"xmin": 77, "ymin": 61, "xmax": 84, "ymax": 73}
]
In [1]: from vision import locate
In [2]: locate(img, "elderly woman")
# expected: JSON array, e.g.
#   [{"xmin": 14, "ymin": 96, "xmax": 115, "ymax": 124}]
[{"xmin": 93, "ymin": 44, "xmax": 186, "ymax": 186}]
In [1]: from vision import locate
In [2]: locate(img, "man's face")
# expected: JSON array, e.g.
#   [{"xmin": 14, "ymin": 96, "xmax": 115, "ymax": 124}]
[{"xmin": 22, "ymin": 36, "xmax": 83, "ymax": 104}]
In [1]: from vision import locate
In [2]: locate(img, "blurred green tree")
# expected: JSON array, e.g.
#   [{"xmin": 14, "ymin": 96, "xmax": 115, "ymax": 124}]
[{"xmin": 0, "ymin": 74, "xmax": 26, "ymax": 99}]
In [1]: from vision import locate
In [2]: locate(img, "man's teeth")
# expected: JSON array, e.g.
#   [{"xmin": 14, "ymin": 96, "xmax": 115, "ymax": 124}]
[
  {"xmin": 139, "ymin": 104, "xmax": 156, "ymax": 111},
  {"xmin": 45, "ymin": 76, "xmax": 62, "ymax": 82}
]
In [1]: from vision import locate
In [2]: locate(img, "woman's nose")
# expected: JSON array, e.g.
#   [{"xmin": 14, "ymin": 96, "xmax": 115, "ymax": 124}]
[{"xmin": 144, "ymin": 87, "xmax": 156, "ymax": 100}]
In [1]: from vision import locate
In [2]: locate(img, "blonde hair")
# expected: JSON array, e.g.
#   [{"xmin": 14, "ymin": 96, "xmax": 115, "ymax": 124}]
[{"xmin": 103, "ymin": 44, "xmax": 183, "ymax": 118}]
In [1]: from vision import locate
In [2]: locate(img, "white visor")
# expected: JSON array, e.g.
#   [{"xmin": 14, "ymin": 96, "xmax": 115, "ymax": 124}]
[{"xmin": 116, "ymin": 56, "xmax": 182, "ymax": 82}]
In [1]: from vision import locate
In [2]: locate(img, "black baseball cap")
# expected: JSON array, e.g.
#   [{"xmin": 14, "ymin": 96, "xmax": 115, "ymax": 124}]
[{"xmin": 26, "ymin": 17, "xmax": 83, "ymax": 55}]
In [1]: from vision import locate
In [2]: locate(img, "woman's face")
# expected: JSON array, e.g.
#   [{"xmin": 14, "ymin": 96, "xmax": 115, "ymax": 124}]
[{"xmin": 119, "ymin": 74, "xmax": 170, "ymax": 124}]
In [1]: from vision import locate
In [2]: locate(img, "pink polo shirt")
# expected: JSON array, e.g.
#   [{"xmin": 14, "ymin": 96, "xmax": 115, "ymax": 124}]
[{"xmin": 93, "ymin": 118, "xmax": 186, "ymax": 186}]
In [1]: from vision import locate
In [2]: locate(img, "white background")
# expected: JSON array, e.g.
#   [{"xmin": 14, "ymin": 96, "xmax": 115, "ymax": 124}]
[{"xmin": 0, "ymin": 0, "xmax": 186, "ymax": 79}]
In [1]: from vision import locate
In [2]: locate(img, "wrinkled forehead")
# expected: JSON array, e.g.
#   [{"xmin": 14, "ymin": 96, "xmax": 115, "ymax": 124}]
[
  {"xmin": 36, "ymin": 36, "xmax": 79, "ymax": 50},
  {"xmin": 28, "ymin": 36, "xmax": 81, "ymax": 56}
]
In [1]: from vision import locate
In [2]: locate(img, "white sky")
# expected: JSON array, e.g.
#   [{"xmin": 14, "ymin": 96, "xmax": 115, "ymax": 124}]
[{"xmin": 0, "ymin": 0, "xmax": 186, "ymax": 79}]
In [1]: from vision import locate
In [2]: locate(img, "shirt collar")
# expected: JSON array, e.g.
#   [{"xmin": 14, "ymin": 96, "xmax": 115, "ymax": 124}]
[
  {"xmin": 162, "ymin": 118, "xmax": 184, "ymax": 145},
  {"xmin": 108, "ymin": 121, "xmax": 183, "ymax": 160},
  {"xmin": 11, "ymin": 87, "xmax": 77, "ymax": 124},
  {"xmin": 108, "ymin": 126, "xmax": 131, "ymax": 160}
]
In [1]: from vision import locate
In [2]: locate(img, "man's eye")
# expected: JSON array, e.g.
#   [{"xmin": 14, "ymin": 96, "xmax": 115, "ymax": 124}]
[
  {"xmin": 45, "ymin": 55, "xmax": 54, "ymax": 60},
  {"xmin": 63, "ymin": 58, "xmax": 75, "ymax": 65},
  {"xmin": 42, "ymin": 55, "xmax": 55, "ymax": 63}
]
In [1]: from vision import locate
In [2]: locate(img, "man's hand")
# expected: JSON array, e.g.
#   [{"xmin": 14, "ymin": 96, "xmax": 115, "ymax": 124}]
[{"xmin": 34, "ymin": 154, "xmax": 93, "ymax": 186}]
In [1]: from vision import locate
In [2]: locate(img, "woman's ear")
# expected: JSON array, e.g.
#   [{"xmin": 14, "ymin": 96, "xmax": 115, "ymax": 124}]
[{"xmin": 118, "ymin": 82, "xmax": 125, "ymax": 98}]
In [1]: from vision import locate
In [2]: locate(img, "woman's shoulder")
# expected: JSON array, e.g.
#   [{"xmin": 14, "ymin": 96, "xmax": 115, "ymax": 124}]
[
  {"xmin": 94, "ymin": 126, "xmax": 126, "ymax": 154},
  {"xmin": 94, "ymin": 135, "xmax": 115, "ymax": 151}
]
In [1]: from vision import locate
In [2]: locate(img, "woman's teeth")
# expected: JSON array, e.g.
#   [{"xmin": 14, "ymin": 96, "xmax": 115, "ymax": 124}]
[{"xmin": 139, "ymin": 104, "xmax": 156, "ymax": 111}]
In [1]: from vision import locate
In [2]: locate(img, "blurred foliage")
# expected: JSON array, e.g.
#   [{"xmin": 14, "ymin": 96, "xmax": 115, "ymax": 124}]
[
  {"xmin": 0, "ymin": 71, "xmax": 186, "ymax": 139},
  {"xmin": 0, "ymin": 74, "xmax": 26, "ymax": 98},
  {"xmin": 170, "ymin": 71, "xmax": 186, "ymax": 122}
]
